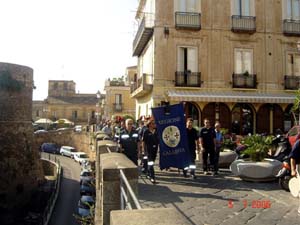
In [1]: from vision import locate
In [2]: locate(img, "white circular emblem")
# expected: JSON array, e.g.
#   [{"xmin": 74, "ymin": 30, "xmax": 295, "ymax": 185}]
[{"xmin": 162, "ymin": 125, "xmax": 181, "ymax": 147}]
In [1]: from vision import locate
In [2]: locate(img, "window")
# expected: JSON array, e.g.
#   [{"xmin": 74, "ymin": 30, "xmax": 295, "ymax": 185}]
[
  {"xmin": 63, "ymin": 82, "xmax": 68, "ymax": 90},
  {"xmin": 234, "ymin": 48, "xmax": 253, "ymax": 74},
  {"xmin": 115, "ymin": 94, "xmax": 122, "ymax": 105},
  {"xmin": 232, "ymin": 0, "xmax": 254, "ymax": 16},
  {"xmin": 54, "ymin": 82, "xmax": 58, "ymax": 89},
  {"xmin": 286, "ymin": 53, "xmax": 300, "ymax": 75},
  {"xmin": 285, "ymin": 0, "xmax": 300, "ymax": 20},
  {"xmin": 36, "ymin": 110, "xmax": 40, "ymax": 117},
  {"xmin": 175, "ymin": 0, "xmax": 201, "ymax": 13},
  {"xmin": 91, "ymin": 111, "xmax": 95, "ymax": 119},
  {"xmin": 177, "ymin": 47, "xmax": 198, "ymax": 72},
  {"xmin": 72, "ymin": 110, "xmax": 78, "ymax": 119}
]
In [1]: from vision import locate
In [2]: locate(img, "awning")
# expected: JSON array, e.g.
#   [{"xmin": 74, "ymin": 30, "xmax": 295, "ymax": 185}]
[{"xmin": 166, "ymin": 90, "xmax": 296, "ymax": 104}]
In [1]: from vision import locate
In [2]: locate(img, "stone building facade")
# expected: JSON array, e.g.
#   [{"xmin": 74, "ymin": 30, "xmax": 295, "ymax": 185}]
[
  {"xmin": 32, "ymin": 80, "xmax": 105, "ymax": 126},
  {"xmin": 132, "ymin": 0, "xmax": 299, "ymax": 134},
  {"xmin": 102, "ymin": 66, "xmax": 136, "ymax": 121},
  {"xmin": 0, "ymin": 62, "xmax": 43, "ymax": 214}
]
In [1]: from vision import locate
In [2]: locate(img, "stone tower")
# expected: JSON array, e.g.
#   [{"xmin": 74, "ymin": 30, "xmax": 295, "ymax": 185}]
[{"xmin": 0, "ymin": 62, "xmax": 42, "ymax": 214}]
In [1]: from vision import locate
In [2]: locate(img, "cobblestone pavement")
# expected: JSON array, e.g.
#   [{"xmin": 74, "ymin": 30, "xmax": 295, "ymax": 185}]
[{"xmin": 138, "ymin": 166, "xmax": 300, "ymax": 225}]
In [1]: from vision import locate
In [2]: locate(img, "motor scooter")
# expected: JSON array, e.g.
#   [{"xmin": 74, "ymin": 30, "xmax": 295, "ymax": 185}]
[{"xmin": 276, "ymin": 157, "xmax": 291, "ymax": 191}]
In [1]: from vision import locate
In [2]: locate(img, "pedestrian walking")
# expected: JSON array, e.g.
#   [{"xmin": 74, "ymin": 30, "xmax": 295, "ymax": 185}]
[
  {"xmin": 142, "ymin": 118, "xmax": 159, "ymax": 183},
  {"xmin": 119, "ymin": 119, "xmax": 140, "ymax": 165},
  {"xmin": 183, "ymin": 118, "xmax": 199, "ymax": 179},
  {"xmin": 214, "ymin": 122, "xmax": 223, "ymax": 175},
  {"xmin": 199, "ymin": 118, "xmax": 216, "ymax": 175}
]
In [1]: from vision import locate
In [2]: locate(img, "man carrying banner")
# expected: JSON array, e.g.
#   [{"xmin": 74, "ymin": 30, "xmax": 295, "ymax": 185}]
[
  {"xmin": 199, "ymin": 118, "xmax": 216, "ymax": 175},
  {"xmin": 119, "ymin": 118, "xmax": 140, "ymax": 166}
]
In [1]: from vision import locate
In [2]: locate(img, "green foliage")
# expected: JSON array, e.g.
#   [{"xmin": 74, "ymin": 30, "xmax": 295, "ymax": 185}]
[
  {"xmin": 243, "ymin": 134, "xmax": 273, "ymax": 162},
  {"xmin": 221, "ymin": 138, "xmax": 236, "ymax": 151},
  {"xmin": 291, "ymin": 89, "xmax": 300, "ymax": 125},
  {"xmin": 0, "ymin": 70, "xmax": 24, "ymax": 91}
]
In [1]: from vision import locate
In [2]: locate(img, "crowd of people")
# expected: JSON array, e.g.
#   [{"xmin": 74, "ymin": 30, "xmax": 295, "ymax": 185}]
[{"xmin": 98, "ymin": 116, "xmax": 223, "ymax": 184}]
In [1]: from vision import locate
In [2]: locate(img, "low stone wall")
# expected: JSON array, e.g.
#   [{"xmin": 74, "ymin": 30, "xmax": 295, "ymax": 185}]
[
  {"xmin": 111, "ymin": 208, "xmax": 192, "ymax": 225},
  {"xmin": 41, "ymin": 160, "xmax": 57, "ymax": 176}
]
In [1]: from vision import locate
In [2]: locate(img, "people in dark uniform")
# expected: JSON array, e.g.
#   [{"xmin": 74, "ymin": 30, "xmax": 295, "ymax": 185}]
[
  {"xmin": 199, "ymin": 118, "xmax": 216, "ymax": 175},
  {"xmin": 184, "ymin": 118, "xmax": 199, "ymax": 179},
  {"xmin": 119, "ymin": 119, "xmax": 140, "ymax": 165},
  {"xmin": 136, "ymin": 119, "xmax": 148, "ymax": 173},
  {"xmin": 142, "ymin": 118, "xmax": 159, "ymax": 183}
]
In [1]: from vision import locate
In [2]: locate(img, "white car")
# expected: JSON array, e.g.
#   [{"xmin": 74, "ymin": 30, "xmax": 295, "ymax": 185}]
[
  {"xmin": 60, "ymin": 146, "xmax": 76, "ymax": 158},
  {"xmin": 74, "ymin": 152, "xmax": 90, "ymax": 165}
]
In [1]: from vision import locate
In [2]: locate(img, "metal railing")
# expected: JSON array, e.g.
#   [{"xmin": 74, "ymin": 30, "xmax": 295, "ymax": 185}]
[
  {"xmin": 284, "ymin": 75, "xmax": 300, "ymax": 90},
  {"xmin": 232, "ymin": 73, "xmax": 257, "ymax": 89},
  {"xmin": 231, "ymin": 15, "xmax": 256, "ymax": 33},
  {"xmin": 113, "ymin": 103, "xmax": 123, "ymax": 112},
  {"xmin": 120, "ymin": 169, "xmax": 142, "ymax": 210},
  {"xmin": 283, "ymin": 19, "xmax": 300, "ymax": 36},
  {"xmin": 175, "ymin": 71, "xmax": 201, "ymax": 87},
  {"xmin": 130, "ymin": 74, "xmax": 153, "ymax": 93},
  {"xmin": 105, "ymin": 145, "xmax": 142, "ymax": 210},
  {"xmin": 175, "ymin": 12, "xmax": 201, "ymax": 30}
]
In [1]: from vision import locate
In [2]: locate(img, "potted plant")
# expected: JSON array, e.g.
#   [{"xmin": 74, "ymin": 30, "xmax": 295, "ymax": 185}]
[{"xmin": 230, "ymin": 134, "xmax": 282, "ymax": 181}]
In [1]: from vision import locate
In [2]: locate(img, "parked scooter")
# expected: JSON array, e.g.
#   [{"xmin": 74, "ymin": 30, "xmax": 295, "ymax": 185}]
[
  {"xmin": 268, "ymin": 135, "xmax": 291, "ymax": 162},
  {"xmin": 276, "ymin": 157, "xmax": 291, "ymax": 191}
]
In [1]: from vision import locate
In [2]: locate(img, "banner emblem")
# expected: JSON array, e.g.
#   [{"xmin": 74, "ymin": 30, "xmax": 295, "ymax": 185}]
[{"xmin": 162, "ymin": 125, "xmax": 180, "ymax": 147}]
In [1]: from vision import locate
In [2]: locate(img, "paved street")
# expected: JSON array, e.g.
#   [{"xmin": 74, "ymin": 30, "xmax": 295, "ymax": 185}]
[
  {"xmin": 44, "ymin": 154, "xmax": 81, "ymax": 225},
  {"xmin": 138, "ymin": 167, "xmax": 300, "ymax": 225}
]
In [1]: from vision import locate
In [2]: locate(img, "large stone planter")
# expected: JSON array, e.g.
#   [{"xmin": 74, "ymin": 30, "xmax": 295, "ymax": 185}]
[
  {"xmin": 219, "ymin": 149, "xmax": 238, "ymax": 168},
  {"xmin": 230, "ymin": 158, "xmax": 282, "ymax": 181}
]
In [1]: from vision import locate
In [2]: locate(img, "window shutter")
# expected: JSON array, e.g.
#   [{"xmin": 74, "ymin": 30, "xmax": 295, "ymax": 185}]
[
  {"xmin": 187, "ymin": 47, "xmax": 198, "ymax": 72},
  {"xmin": 242, "ymin": 0, "xmax": 251, "ymax": 16},
  {"xmin": 287, "ymin": 53, "xmax": 293, "ymax": 75},
  {"xmin": 234, "ymin": 49, "xmax": 242, "ymax": 74},
  {"xmin": 292, "ymin": 0, "xmax": 300, "ymax": 20},
  {"xmin": 243, "ymin": 51, "xmax": 253, "ymax": 74},
  {"xmin": 294, "ymin": 54, "xmax": 300, "ymax": 75},
  {"xmin": 177, "ymin": 47, "xmax": 185, "ymax": 71}
]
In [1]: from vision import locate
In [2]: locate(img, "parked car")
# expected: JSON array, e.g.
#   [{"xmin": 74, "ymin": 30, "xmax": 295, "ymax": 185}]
[
  {"xmin": 40, "ymin": 143, "xmax": 59, "ymax": 154},
  {"xmin": 286, "ymin": 125, "xmax": 300, "ymax": 147},
  {"xmin": 60, "ymin": 146, "xmax": 76, "ymax": 158},
  {"xmin": 34, "ymin": 129, "xmax": 48, "ymax": 134},
  {"xmin": 74, "ymin": 125, "xmax": 82, "ymax": 132},
  {"xmin": 80, "ymin": 180, "xmax": 95, "ymax": 196},
  {"xmin": 74, "ymin": 152, "xmax": 90, "ymax": 165},
  {"xmin": 80, "ymin": 170, "xmax": 94, "ymax": 185},
  {"xmin": 78, "ymin": 195, "xmax": 95, "ymax": 218}
]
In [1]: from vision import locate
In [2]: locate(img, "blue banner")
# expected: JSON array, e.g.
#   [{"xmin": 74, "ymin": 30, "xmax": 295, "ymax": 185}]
[{"xmin": 152, "ymin": 103, "xmax": 190, "ymax": 170}]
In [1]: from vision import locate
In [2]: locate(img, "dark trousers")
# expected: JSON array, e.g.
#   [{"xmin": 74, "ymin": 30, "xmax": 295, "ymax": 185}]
[
  {"xmin": 125, "ymin": 152, "xmax": 138, "ymax": 166},
  {"xmin": 214, "ymin": 147, "xmax": 221, "ymax": 172},
  {"xmin": 147, "ymin": 149, "xmax": 158, "ymax": 179},
  {"xmin": 202, "ymin": 149, "xmax": 215, "ymax": 171}
]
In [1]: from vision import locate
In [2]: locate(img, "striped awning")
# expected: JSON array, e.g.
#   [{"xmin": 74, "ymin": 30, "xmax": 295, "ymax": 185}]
[{"xmin": 167, "ymin": 90, "xmax": 296, "ymax": 104}]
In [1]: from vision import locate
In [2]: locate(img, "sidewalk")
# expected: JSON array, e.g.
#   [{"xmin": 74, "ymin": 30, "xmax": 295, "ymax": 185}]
[{"xmin": 138, "ymin": 165, "xmax": 300, "ymax": 225}]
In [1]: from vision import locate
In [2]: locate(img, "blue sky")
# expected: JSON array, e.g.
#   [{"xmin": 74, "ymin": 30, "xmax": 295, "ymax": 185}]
[{"xmin": 0, "ymin": 0, "xmax": 138, "ymax": 100}]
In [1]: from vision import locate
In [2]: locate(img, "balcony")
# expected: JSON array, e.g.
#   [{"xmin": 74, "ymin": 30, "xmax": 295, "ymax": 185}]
[
  {"xmin": 113, "ymin": 103, "xmax": 123, "ymax": 112},
  {"xmin": 132, "ymin": 15, "xmax": 154, "ymax": 57},
  {"xmin": 231, "ymin": 15, "xmax": 256, "ymax": 34},
  {"xmin": 283, "ymin": 19, "xmax": 300, "ymax": 36},
  {"xmin": 131, "ymin": 74, "xmax": 153, "ymax": 98},
  {"xmin": 175, "ymin": 12, "xmax": 201, "ymax": 30},
  {"xmin": 284, "ymin": 75, "xmax": 300, "ymax": 90},
  {"xmin": 232, "ymin": 73, "xmax": 257, "ymax": 89},
  {"xmin": 175, "ymin": 71, "xmax": 201, "ymax": 87}
]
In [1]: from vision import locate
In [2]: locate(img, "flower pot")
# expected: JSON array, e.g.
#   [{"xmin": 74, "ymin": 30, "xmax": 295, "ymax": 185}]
[{"xmin": 230, "ymin": 158, "xmax": 282, "ymax": 181}]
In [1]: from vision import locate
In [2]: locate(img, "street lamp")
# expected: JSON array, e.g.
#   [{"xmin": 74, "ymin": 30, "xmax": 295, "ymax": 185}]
[{"xmin": 96, "ymin": 91, "xmax": 101, "ymax": 131}]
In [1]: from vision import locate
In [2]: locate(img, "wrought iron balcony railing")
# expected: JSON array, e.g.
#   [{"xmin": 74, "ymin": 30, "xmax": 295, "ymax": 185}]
[
  {"xmin": 284, "ymin": 75, "xmax": 300, "ymax": 90},
  {"xmin": 175, "ymin": 71, "xmax": 201, "ymax": 87},
  {"xmin": 175, "ymin": 12, "xmax": 201, "ymax": 30},
  {"xmin": 113, "ymin": 103, "xmax": 123, "ymax": 112},
  {"xmin": 283, "ymin": 19, "xmax": 300, "ymax": 36},
  {"xmin": 231, "ymin": 15, "xmax": 256, "ymax": 33},
  {"xmin": 133, "ymin": 15, "xmax": 154, "ymax": 57},
  {"xmin": 232, "ymin": 73, "xmax": 257, "ymax": 89}
]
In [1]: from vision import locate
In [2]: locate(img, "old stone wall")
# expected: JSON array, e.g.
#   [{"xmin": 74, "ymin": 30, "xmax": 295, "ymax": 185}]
[
  {"xmin": 34, "ymin": 130, "xmax": 96, "ymax": 160},
  {"xmin": 0, "ymin": 62, "xmax": 44, "ymax": 213}
]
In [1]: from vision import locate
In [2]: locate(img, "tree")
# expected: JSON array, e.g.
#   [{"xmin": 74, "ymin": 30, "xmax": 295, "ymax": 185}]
[{"xmin": 291, "ymin": 89, "xmax": 300, "ymax": 125}]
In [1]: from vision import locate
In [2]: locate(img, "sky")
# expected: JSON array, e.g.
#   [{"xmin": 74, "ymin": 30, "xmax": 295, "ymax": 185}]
[{"xmin": 0, "ymin": 0, "xmax": 138, "ymax": 100}]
